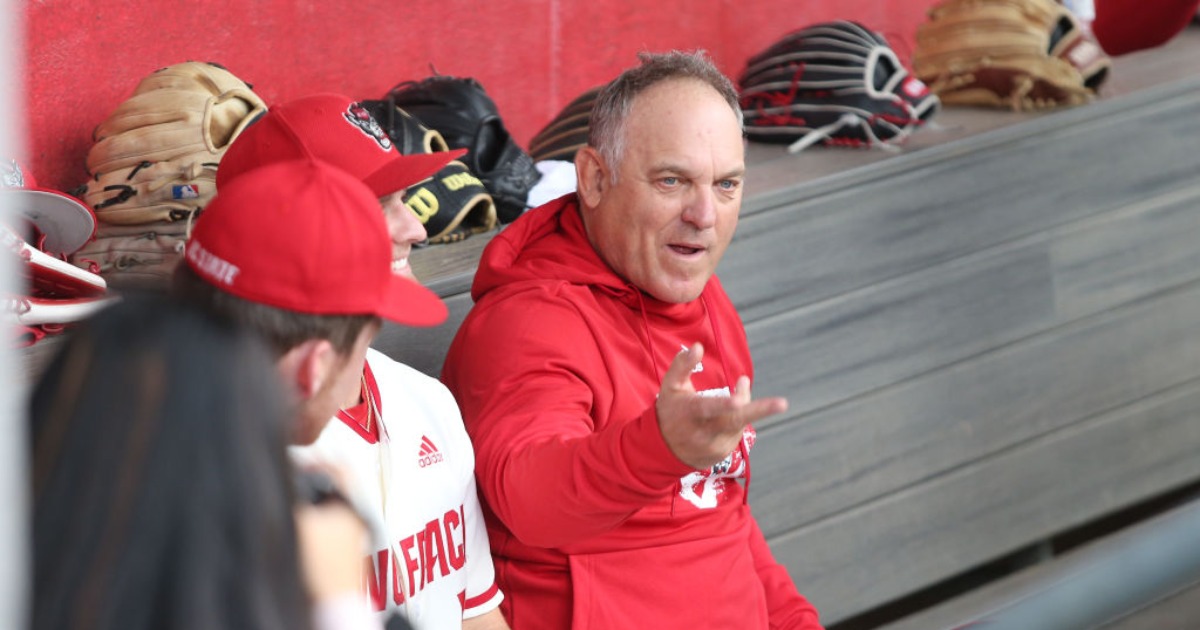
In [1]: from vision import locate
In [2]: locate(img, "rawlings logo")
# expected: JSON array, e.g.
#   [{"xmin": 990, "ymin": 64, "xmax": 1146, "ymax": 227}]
[
  {"xmin": 902, "ymin": 77, "xmax": 930, "ymax": 99},
  {"xmin": 344, "ymin": 103, "xmax": 393, "ymax": 151}
]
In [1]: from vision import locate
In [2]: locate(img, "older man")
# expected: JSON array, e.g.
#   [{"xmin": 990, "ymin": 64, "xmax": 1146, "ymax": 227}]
[{"xmin": 441, "ymin": 51, "xmax": 823, "ymax": 629}]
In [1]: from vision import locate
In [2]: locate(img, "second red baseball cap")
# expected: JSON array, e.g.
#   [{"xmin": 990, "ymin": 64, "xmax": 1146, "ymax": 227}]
[
  {"xmin": 216, "ymin": 93, "xmax": 465, "ymax": 197},
  {"xmin": 188, "ymin": 158, "xmax": 447, "ymax": 327},
  {"xmin": 0, "ymin": 159, "xmax": 97, "ymax": 256}
]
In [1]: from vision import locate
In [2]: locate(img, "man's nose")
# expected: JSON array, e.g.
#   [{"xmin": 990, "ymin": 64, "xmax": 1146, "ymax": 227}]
[
  {"xmin": 681, "ymin": 186, "xmax": 718, "ymax": 230},
  {"xmin": 393, "ymin": 202, "xmax": 429, "ymax": 244}
]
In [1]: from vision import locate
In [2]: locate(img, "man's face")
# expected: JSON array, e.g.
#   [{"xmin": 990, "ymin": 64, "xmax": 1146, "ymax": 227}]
[
  {"xmin": 292, "ymin": 320, "xmax": 380, "ymax": 444},
  {"xmin": 580, "ymin": 78, "xmax": 745, "ymax": 304},
  {"xmin": 380, "ymin": 191, "xmax": 427, "ymax": 281}
]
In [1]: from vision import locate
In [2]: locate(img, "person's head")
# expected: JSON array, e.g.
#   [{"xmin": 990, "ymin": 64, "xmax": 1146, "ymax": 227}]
[
  {"xmin": 217, "ymin": 93, "xmax": 465, "ymax": 280},
  {"xmin": 174, "ymin": 158, "xmax": 448, "ymax": 443},
  {"xmin": 30, "ymin": 296, "xmax": 312, "ymax": 630},
  {"xmin": 576, "ymin": 50, "xmax": 746, "ymax": 304}
]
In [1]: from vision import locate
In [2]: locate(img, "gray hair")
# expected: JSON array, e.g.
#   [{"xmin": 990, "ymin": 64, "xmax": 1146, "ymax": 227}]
[{"xmin": 587, "ymin": 50, "xmax": 743, "ymax": 179}]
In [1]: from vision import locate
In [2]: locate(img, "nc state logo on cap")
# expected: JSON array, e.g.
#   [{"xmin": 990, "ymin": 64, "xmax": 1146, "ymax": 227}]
[
  {"xmin": 343, "ymin": 102, "xmax": 393, "ymax": 151},
  {"xmin": 1, "ymin": 160, "xmax": 26, "ymax": 188}
]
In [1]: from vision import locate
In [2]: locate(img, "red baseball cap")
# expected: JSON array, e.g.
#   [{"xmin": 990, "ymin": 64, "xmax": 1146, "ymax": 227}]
[
  {"xmin": 187, "ymin": 158, "xmax": 447, "ymax": 327},
  {"xmin": 217, "ymin": 93, "xmax": 466, "ymax": 197},
  {"xmin": 0, "ymin": 159, "xmax": 97, "ymax": 256}
]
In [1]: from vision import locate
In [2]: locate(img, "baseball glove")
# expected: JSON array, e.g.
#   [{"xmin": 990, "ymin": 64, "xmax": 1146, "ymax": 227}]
[
  {"xmin": 79, "ymin": 157, "xmax": 216, "ymax": 226},
  {"xmin": 87, "ymin": 61, "xmax": 267, "ymax": 176},
  {"xmin": 739, "ymin": 20, "xmax": 940, "ymax": 152},
  {"xmin": 360, "ymin": 99, "xmax": 498, "ymax": 244},
  {"xmin": 73, "ymin": 61, "xmax": 264, "ymax": 290},
  {"xmin": 405, "ymin": 161, "xmax": 497, "ymax": 244},
  {"xmin": 912, "ymin": 0, "xmax": 1111, "ymax": 110},
  {"xmin": 383, "ymin": 75, "xmax": 540, "ymax": 224},
  {"xmin": 528, "ymin": 86, "xmax": 603, "ymax": 163},
  {"xmin": 70, "ymin": 220, "xmax": 191, "ymax": 291}
]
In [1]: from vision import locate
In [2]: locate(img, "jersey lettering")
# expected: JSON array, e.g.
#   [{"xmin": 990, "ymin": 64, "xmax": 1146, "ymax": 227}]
[{"xmin": 361, "ymin": 504, "xmax": 469, "ymax": 611}]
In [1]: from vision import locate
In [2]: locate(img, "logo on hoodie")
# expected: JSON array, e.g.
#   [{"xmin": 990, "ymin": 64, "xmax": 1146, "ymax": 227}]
[{"xmin": 678, "ymin": 426, "xmax": 756, "ymax": 509}]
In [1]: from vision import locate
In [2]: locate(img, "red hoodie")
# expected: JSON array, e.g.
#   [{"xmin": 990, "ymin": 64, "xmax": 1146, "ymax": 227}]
[{"xmin": 442, "ymin": 195, "xmax": 823, "ymax": 630}]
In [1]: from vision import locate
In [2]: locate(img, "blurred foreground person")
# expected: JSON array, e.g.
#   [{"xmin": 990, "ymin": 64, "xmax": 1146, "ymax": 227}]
[{"xmin": 29, "ymin": 296, "xmax": 379, "ymax": 630}]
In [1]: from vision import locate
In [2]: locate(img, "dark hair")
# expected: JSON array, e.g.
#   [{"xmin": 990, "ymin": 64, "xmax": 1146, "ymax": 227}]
[
  {"xmin": 171, "ymin": 263, "xmax": 379, "ymax": 357},
  {"xmin": 588, "ymin": 50, "xmax": 743, "ymax": 172},
  {"xmin": 30, "ymin": 296, "xmax": 313, "ymax": 630}
]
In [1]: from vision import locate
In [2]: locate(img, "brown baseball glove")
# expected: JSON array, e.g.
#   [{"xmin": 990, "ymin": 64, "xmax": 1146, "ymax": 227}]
[
  {"xmin": 912, "ymin": 0, "xmax": 1111, "ymax": 110},
  {"xmin": 73, "ymin": 61, "xmax": 265, "ymax": 290},
  {"xmin": 70, "ymin": 220, "xmax": 191, "ymax": 291}
]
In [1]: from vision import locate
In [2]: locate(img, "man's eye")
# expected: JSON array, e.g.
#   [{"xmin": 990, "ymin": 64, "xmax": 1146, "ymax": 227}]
[
  {"xmin": 661, "ymin": 177, "xmax": 679, "ymax": 186},
  {"xmin": 717, "ymin": 179, "xmax": 739, "ymax": 191}
]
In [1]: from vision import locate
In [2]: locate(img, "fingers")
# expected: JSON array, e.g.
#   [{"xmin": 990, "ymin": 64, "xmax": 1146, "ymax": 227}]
[
  {"xmin": 691, "ymin": 385, "xmax": 787, "ymax": 431},
  {"xmin": 663, "ymin": 342, "xmax": 704, "ymax": 393},
  {"xmin": 732, "ymin": 375, "xmax": 788, "ymax": 422}
]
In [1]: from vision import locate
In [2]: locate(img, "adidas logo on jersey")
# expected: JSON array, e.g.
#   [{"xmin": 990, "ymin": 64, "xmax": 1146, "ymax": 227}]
[{"xmin": 418, "ymin": 435, "xmax": 444, "ymax": 468}]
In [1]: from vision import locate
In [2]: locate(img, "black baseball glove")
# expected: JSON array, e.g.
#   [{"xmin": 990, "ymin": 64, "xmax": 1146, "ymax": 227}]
[
  {"xmin": 383, "ymin": 75, "xmax": 540, "ymax": 224},
  {"xmin": 739, "ymin": 21, "xmax": 940, "ymax": 152}
]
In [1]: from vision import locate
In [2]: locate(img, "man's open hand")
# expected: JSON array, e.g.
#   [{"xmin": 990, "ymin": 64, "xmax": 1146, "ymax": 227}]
[{"xmin": 656, "ymin": 343, "xmax": 789, "ymax": 470}]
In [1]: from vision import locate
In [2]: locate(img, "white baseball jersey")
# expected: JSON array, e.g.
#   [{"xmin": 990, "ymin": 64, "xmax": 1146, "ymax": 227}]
[{"xmin": 292, "ymin": 348, "xmax": 503, "ymax": 629}]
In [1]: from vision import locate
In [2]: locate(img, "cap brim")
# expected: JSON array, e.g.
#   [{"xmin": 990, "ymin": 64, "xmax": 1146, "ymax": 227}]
[
  {"xmin": 2, "ymin": 189, "xmax": 97, "ymax": 255},
  {"xmin": 377, "ymin": 273, "xmax": 448, "ymax": 327},
  {"xmin": 362, "ymin": 148, "xmax": 468, "ymax": 197}
]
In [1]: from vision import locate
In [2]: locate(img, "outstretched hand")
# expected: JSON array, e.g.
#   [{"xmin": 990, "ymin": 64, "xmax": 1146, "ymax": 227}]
[{"xmin": 656, "ymin": 343, "xmax": 789, "ymax": 470}]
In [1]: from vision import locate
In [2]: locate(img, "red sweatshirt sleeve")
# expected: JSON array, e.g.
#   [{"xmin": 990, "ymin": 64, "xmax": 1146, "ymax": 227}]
[
  {"xmin": 443, "ymin": 295, "xmax": 695, "ymax": 549},
  {"xmin": 1092, "ymin": 0, "xmax": 1200, "ymax": 56},
  {"xmin": 748, "ymin": 518, "xmax": 825, "ymax": 630}
]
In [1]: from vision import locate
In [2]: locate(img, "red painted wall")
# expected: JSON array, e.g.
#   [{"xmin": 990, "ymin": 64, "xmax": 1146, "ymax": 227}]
[{"xmin": 24, "ymin": 0, "xmax": 938, "ymax": 193}]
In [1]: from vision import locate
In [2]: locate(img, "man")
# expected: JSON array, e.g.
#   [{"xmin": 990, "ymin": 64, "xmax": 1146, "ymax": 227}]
[
  {"xmin": 214, "ymin": 93, "xmax": 509, "ymax": 630},
  {"xmin": 441, "ymin": 51, "xmax": 824, "ymax": 629},
  {"xmin": 173, "ymin": 157, "xmax": 447, "ymax": 629}
]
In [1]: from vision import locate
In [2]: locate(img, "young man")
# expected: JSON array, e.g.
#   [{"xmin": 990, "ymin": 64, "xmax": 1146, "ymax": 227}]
[
  {"xmin": 173, "ymin": 157, "xmax": 448, "ymax": 630},
  {"xmin": 215, "ymin": 94, "xmax": 508, "ymax": 630},
  {"xmin": 441, "ymin": 52, "xmax": 824, "ymax": 629}
]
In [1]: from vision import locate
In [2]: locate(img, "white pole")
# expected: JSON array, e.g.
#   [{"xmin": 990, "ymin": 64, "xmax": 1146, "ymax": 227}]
[{"xmin": 0, "ymin": 0, "xmax": 31, "ymax": 627}]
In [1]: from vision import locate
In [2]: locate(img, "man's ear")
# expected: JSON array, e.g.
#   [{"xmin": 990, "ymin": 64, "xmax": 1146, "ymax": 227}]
[
  {"xmin": 575, "ymin": 146, "xmax": 608, "ymax": 209},
  {"xmin": 277, "ymin": 338, "xmax": 337, "ymax": 400}
]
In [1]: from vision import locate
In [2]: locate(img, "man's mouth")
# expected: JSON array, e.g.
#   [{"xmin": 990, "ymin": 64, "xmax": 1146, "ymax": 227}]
[
  {"xmin": 391, "ymin": 257, "xmax": 409, "ymax": 273},
  {"xmin": 668, "ymin": 244, "xmax": 704, "ymax": 256}
]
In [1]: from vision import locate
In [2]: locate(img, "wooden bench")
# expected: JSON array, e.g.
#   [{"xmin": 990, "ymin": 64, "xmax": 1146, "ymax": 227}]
[
  {"xmin": 20, "ymin": 26, "xmax": 1200, "ymax": 628},
  {"xmin": 376, "ymin": 28, "xmax": 1200, "ymax": 628}
]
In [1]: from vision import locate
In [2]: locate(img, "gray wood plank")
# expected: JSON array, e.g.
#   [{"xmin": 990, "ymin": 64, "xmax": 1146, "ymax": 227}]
[
  {"xmin": 751, "ymin": 277, "xmax": 1200, "ymax": 537},
  {"xmin": 409, "ymin": 231, "xmax": 497, "ymax": 298},
  {"xmin": 724, "ymin": 83, "xmax": 1200, "ymax": 325},
  {"xmin": 745, "ymin": 181, "xmax": 1200, "ymax": 424},
  {"xmin": 1100, "ymin": 580, "xmax": 1200, "ymax": 630},
  {"xmin": 877, "ymin": 499, "xmax": 1200, "ymax": 630},
  {"xmin": 768, "ymin": 379, "xmax": 1200, "ymax": 625}
]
